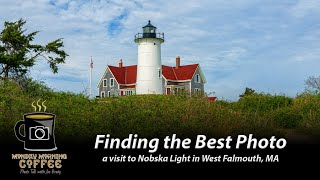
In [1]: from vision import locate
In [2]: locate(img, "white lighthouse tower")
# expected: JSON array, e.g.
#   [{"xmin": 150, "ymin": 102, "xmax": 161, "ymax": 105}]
[{"xmin": 134, "ymin": 20, "xmax": 164, "ymax": 94}]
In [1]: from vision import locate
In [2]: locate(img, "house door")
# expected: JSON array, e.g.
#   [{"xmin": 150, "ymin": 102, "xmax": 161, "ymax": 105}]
[
  {"xmin": 120, "ymin": 91, "xmax": 124, "ymax": 96},
  {"xmin": 166, "ymin": 88, "xmax": 171, "ymax": 95}
]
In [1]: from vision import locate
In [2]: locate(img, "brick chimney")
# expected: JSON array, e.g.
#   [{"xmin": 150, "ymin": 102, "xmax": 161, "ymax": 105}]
[
  {"xmin": 119, "ymin": 59, "xmax": 123, "ymax": 68},
  {"xmin": 176, "ymin": 56, "xmax": 180, "ymax": 69}
]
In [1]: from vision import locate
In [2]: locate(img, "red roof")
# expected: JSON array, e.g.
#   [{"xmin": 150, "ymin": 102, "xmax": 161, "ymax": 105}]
[
  {"xmin": 208, "ymin": 97, "xmax": 217, "ymax": 101},
  {"xmin": 162, "ymin": 64, "xmax": 198, "ymax": 80},
  {"xmin": 108, "ymin": 64, "xmax": 198, "ymax": 84},
  {"xmin": 108, "ymin": 65, "xmax": 137, "ymax": 84}
]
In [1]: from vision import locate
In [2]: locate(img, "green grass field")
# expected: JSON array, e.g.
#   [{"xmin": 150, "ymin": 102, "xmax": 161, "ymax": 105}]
[{"xmin": 1, "ymin": 80, "xmax": 320, "ymax": 141}]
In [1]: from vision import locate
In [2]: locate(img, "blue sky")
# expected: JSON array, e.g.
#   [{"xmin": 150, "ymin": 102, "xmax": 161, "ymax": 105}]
[{"xmin": 0, "ymin": 0, "xmax": 319, "ymax": 100}]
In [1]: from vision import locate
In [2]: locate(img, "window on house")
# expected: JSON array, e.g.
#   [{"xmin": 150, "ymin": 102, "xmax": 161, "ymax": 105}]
[
  {"xmin": 103, "ymin": 79, "xmax": 107, "ymax": 87},
  {"xmin": 174, "ymin": 88, "xmax": 179, "ymax": 94},
  {"xmin": 195, "ymin": 74, "xmax": 200, "ymax": 83},
  {"xmin": 108, "ymin": 91, "xmax": 111, "ymax": 97},
  {"xmin": 194, "ymin": 88, "xmax": 201, "ymax": 94},
  {"xmin": 125, "ymin": 90, "xmax": 133, "ymax": 95},
  {"xmin": 110, "ymin": 78, "xmax": 114, "ymax": 87},
  {"xmin": 101, "ymin": 91, "xmax": 105, "ymax": 98},
  {"xmin": 173, "ymin": 87, "xmax": 184, "ymax": 95}
]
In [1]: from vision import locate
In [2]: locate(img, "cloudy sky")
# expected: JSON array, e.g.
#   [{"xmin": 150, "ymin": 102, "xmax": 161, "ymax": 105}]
[{"xmin": 0, "ymin": 0, "xmax": 319, "ymax": 100}]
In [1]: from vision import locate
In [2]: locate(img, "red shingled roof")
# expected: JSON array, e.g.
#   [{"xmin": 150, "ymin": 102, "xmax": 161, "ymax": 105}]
[
  {"xmin": 108, "ymin": 65, "xmax": 137, "ymax": 84},
  {"xmin": 162, "ymin": 64, "xmax": 198, "ymax": 80},
  {"xmin": 108, "ymin": 64, "xmax": 198, "ymax": 84}
]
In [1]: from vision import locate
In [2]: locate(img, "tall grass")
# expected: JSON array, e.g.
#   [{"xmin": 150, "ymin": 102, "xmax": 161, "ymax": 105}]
[{"xmin": 0, "ymin": 80, "xmax": 319, "ymax": 140}]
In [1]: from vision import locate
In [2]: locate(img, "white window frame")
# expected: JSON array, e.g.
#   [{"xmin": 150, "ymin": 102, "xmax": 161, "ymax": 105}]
[
  {"xmin": 101, "ymin": 91, "xmax": 105, "ymax": 98},
  {"xmin": 108, "ymin": 91, "xmax": 111, "ymax": 97},
  {"xmin": 173, "ymin": 87, "xmax": 184, "ymax": 94},
  {"xmin": 110, "ymin": 78, "xmax": 114, "ymax": 87},
  {"xmin": 195, "ymin": 74, "xmax": 200, "ymax": 83},
  {"xmin": 125, "ymin": 90, "xmax": 133, "ymax": 96},
  {"xmin": 194, "ymin": 88, "xmax": 201, "ymax": 93},
  {"xmin": 103, "ymin": 79, "xmax": 107, "ymax": 87},
  {"xmin": 174, "ymin": 87, "xmax": 179, "ymax": 94}
]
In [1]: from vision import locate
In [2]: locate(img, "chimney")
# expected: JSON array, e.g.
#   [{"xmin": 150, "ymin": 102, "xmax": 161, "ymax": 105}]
[
  {"xmin": 119, "ymin": 59, "xmax": 123, "ymax": 68},
  {"xmin": 176, "ymin": 56, "xmax": 180, "ymax": 69}
]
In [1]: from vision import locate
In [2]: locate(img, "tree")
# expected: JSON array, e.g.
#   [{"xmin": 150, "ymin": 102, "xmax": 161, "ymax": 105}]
[
  {"xmin": 0, "ymin": 19, "xmax": 68, "ymax": 80},
  {"xmin": 239, "ymin": 87, "xmax": 256, "ymax": 98},
  {"xmin": 305, "ymin": 76, "xmax": 320, "ymax": 93}
]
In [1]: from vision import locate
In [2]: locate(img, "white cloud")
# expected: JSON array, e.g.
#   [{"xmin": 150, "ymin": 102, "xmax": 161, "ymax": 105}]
[{"xmin": 0, "ymin": 0, "xmax": 320, "ymax": 100}]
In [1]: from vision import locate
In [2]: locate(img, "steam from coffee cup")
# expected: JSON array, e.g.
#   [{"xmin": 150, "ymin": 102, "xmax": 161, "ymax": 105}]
[{"xmin": 31, "ymin": 99, "xmax": 46, "ymax": 112}]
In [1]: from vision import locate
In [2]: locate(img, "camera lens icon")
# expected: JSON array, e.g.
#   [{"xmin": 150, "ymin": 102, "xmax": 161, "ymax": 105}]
[
  {"xmin": 35, "ymin": 128, "xmax": 45, "ymax": 139},
  {"xmin": 29, "ymin": 126, "xmax": 49, "ymax": 140}
]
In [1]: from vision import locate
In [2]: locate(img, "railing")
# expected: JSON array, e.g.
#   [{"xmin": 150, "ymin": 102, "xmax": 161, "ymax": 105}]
[{"xmin": 134, "ymin": 33, "xmax": 165, "ymax": 41}]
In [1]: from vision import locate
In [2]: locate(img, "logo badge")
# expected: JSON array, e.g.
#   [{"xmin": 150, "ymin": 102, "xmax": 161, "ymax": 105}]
[{"xmin": 14, "ymin": 100, "xmax": 57, "ymax": 151}]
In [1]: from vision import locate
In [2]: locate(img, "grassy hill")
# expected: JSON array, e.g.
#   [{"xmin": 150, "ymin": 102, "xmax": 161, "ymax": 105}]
[{"xmin": 1, "ymin": 80, "xmax": 320, "ymax": 141}]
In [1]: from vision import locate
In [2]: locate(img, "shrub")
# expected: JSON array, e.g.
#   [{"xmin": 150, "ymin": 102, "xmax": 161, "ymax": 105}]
[
  {"xmin": 1, "ymin": 79, "xmax": 320, "ymax": 140},
  {"xmin": 237, "ymin": 93, "xmax": 293, "ymax": 113},
  {"xmin": 273, "ymin": 107, "xmax": 302, "ymax": 128}
]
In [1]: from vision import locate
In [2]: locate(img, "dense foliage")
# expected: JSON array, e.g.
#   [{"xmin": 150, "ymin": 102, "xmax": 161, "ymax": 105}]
[{"xmin": 1, "ymin": 80, "xmax": 319, "ymax": 141}]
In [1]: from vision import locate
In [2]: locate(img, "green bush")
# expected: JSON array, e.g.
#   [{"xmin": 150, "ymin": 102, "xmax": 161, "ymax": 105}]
[
  {"xmin": 237, "ymin": 93, "xmax": 293, "ymax": 112},
  {"xmin": 1, "ymin": 79, "xmax": 320, "ymax": 140},
  {"xmin": 294, "ymin": 93, "xmax": 320, "ymax": 128},
  {"xmin": 273, "ymin": 107, "xmax": 302, "ymax": 128}
]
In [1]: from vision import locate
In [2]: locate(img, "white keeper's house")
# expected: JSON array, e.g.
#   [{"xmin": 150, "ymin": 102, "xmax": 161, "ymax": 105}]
[{"xmin": 97, "ymin": 21, "xmax": 208, "ymax": 98}]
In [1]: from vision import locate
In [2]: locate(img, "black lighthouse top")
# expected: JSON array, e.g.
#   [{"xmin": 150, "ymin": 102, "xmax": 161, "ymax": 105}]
[
  {"xmin": 134, "ymin": 20, "xmax": 164, "ymax": 42},
  {"xmin": 143, "ymin": 20, "xmax": 157, "ymax": 36}
]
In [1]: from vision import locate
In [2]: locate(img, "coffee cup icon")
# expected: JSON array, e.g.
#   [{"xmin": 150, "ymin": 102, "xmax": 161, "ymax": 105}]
[{"xmin": 14, "ymin": 112, "xmax": 57, "ymax": 151}]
